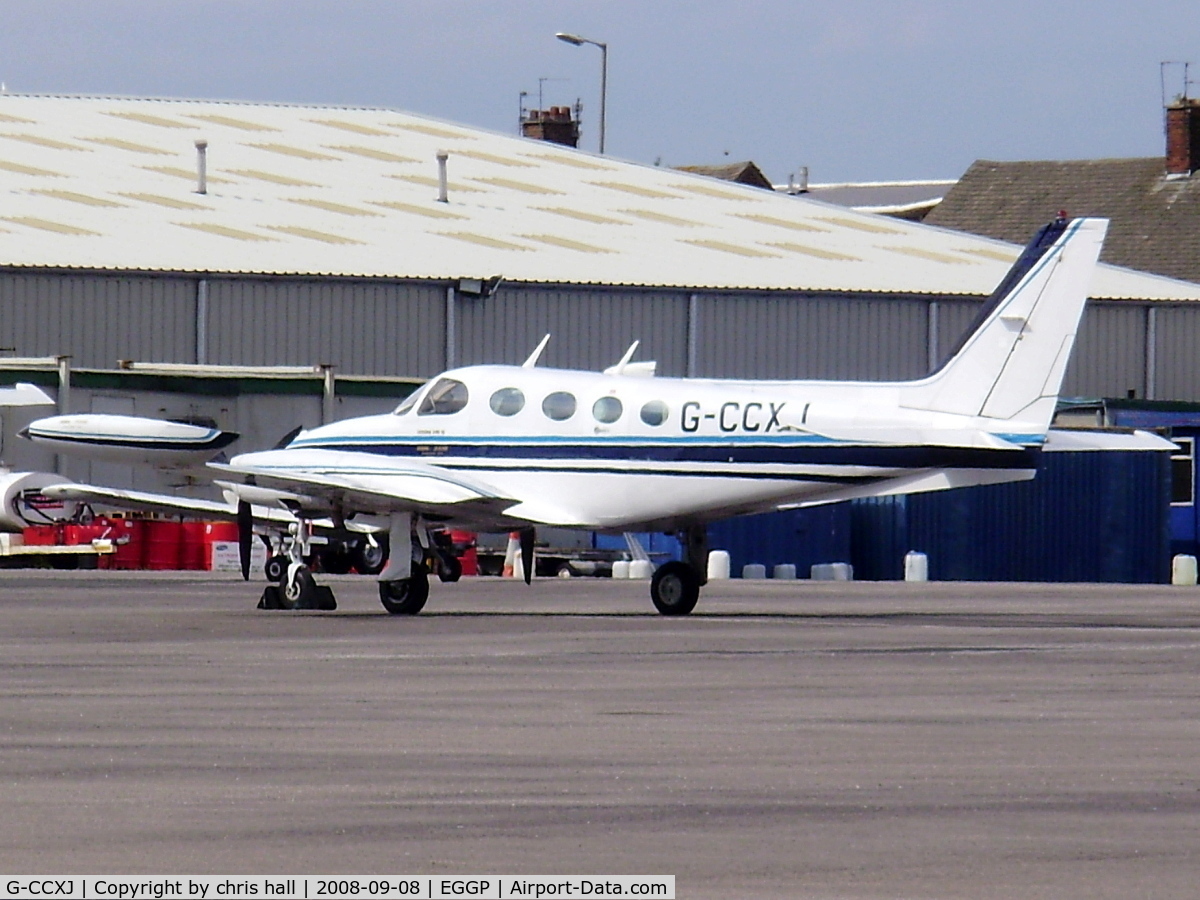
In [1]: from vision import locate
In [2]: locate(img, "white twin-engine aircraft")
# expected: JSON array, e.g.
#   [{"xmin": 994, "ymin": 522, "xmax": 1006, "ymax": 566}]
[{"xmin": 28, "ymin": 216, "xmax": 1107, "ymax": 615}]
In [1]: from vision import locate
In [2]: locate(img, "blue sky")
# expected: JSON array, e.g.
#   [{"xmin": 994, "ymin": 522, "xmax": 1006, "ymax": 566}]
[{"xmin": 3, "ymin": 1, "xmax": 1199, "ymax": 183}]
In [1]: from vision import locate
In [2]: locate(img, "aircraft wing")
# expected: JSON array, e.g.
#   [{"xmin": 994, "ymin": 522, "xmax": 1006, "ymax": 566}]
[
  {"xmin": 209, "ymin": 449, "xmax": 524, "ymax": 527},
  {"xmin": 39, "ymin": 483, "xmax": 308, "ymax": 529}
]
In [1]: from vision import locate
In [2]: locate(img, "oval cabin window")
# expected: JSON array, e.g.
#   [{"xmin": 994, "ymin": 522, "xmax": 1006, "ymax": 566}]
[
  {"xmin": 490, "ymin": 387, "xmax": 525, "ymax": 417},
  {"xmin": 542, "ymin": 391, "xmax": 577, "ymax": 421}
]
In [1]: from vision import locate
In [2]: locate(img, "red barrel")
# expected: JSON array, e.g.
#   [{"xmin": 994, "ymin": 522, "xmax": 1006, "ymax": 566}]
[
  {"xmin": 204, "ymin": 521, "xmax": 239, "ymax": 542},
  {"xmin": 180, "ymin": 521, "xmax": 208, "ymax": 570},
  {"xmin": 105, "ymin": 518, "xmax": 145, "ymax": 569},
  {"xmin": 143, "ymin": 520, "xmax": 184, "ymax": 570},
  {"xmin": 450, "ymin": 530, "xmax": 478, "ymax": 576}
]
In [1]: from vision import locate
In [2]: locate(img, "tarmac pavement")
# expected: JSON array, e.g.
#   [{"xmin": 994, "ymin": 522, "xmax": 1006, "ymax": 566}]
[{"xmin": 2, "ymin": 571, "xmax": 1199, "ymax": 898}]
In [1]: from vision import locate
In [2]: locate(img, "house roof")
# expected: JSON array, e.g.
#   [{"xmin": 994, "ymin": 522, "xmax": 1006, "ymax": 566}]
[
  {"xmin": 925, "ymin": 158, "xmax": 1200, "ymax": 284},
  {"xmin": 2, "ymin": 95, "xmax": 1200, "ymax": 301},
  {"xmin": 673, "ymin": 161, "xmax": 774, "ymax": 190}
]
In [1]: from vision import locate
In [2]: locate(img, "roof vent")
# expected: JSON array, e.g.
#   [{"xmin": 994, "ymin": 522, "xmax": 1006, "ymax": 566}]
[
  {"xmin": 194, "ymin": 139, "xmax": 208, "ymax": 194},
  {"xmin": 436, "ymin": 150, "xmax": 449, "ymax": 203}
]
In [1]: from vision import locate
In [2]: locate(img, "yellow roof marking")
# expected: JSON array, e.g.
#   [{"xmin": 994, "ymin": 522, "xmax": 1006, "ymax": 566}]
[
  {"xmin": 883, "ymin": 245, "xmax": 977, "ymax": 265},
  {"xmin": 668, "ymin": 182, "xmax": 756, "ymax": 201},
  {"xmin": 323, "ymin": 144, "xmax": 419, "ymax": 164},
  {"xmin": 618, "ymin": 208, "xmax": 703, "ymax": 227},
  {"xmin": 184, "ymin": 113, "xmax": 280, "ymax": 132},
  {"xmin": 390, "ymin": 173, "xmax": 486, "ymax": 193},
  {"xmin": 0, "ymin": 133, "xmax": 89, "ymax": 151},
  {"xmin": 286, "ymin": 198, "xmax": 383, "ymax": 217},
  {"xmin": 734, "ymin": 213, "xmax": 831, "ymax": 232},
  {"xmin": 682, "ymin": 239, "xmax": 782, "ymax": 258},
  {"xmin": 118, "ymin": 192, "xmax": 211, "ymax": 210},
  {"xmin": 307, "ymin": 118, "xmax": 395, "ymax": 137},
  {"xmin": 387, "ymin": 121, "xmax": 476, "ymax": 140},
  {"xmin": 455, "ymin": 149, "xmax": 536, "ymax": 168},
  {"xmin": 519, "ymin": 152, "xmax": 616, "ymax": 170},
  {"xmin": 534, "ymin": 206, "xmax": 630, "ymax": 226},
  {"xmin": 765, "ymin": 242, "xmax": 862, "ymax": 262},
  {"xmin": 262, "ymin": 225, "xmax": 365, "ymax": 245},
  {"xmin": 436, "ymin": 231, "xmax": 533, "ymax": 251},
  {"xmin": 368, "ymin": 200, "xmax": 468, "ymax": 220},
  {"xmin": 173, "ymin": 222, "xmax": 275, "ymax": 241},
  {"xmin": 468, "ymin": 176, "xmax": 564, "ymax": 195},
  {"xmin": 140, "ymin": 165, "xmax": 234, "ymax": 184},
  {"xmin": 0, "ymin": 159, "xmax": 65, "ymax": 177},
  {"xmin": 104, "ymin": 111, "xmax": 194, "ymax": 129},
  {"xmin": 814, "ymin": 214, "xmax": 905, "ymax": 235},
  {"xmin": 31, "ymin": 188, "xmax": 127, "ymax": 208},
  {"xmin": 225, "ymin": 168, "xmax": 319, "ymax": 187},
  {"xmin": 4, "ymin": 216, "xmax": 100, "ymax": 236},
  {"xmin": 80, "ymin": 136, "xmax": 174, "ymax": 155},
  {"xmin": 519, "ymin": 234, "xmax": 614, "ymax": 254},
  {"xmin": 588, "ymin": 181, "xmax": 684, "ymax": 199},
  {"xmin": 248, "ymin": 143, "xmax": 341, "ymax": 161}
]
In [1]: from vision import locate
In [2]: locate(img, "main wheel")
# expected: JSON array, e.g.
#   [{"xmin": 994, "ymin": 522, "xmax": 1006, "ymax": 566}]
[
  {"xmin": 650, "ymin": 561, "xmax": 700, "ymax": 616},
  {"xmin": 280, "ymin": 565, "xmax": 318, "ymax": 610},
  {"xmin": 379, "ymin": 563, "xmax": 430, "ymax": 615},
  {"xmin": 264, "ymin": 555, "xmax": 289, "ymax": 583},
  {"xmin": 354, "ymin": 535, "xmax": 389, "ymax": 576}
]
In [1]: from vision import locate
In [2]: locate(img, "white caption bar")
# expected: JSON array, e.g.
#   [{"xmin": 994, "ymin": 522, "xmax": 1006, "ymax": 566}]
[{"xmin": 2, "ymin": 878, "xmax": 675, "ymax": 900}]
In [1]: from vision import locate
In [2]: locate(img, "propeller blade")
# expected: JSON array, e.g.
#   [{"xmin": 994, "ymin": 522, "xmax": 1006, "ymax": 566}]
[
  {"xmin": 520, "ymin": 527, "xmax": 535, "ymax": 585},
  {"xmin": 237, "ymin": 500, "xmax": 253, "ymax": 581},
  {"xmin": 273, "ymin": 425, "xmax": 303, "ymax": 450}
]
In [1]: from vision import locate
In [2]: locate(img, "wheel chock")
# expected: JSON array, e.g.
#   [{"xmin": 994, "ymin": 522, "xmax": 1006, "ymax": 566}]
[
  {"xmin": 258, "ymin": 585, "xmax": 284, "ymax": 610},
  {"xmin": 256, "ymin": 584, "xmax": 336, "ymax": 611}
]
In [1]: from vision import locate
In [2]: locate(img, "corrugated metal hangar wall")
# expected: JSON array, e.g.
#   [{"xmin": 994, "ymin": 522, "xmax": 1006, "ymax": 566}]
[{"xmin": 3, "ymin": 267, "xmax": 1196, "ymax": 396}]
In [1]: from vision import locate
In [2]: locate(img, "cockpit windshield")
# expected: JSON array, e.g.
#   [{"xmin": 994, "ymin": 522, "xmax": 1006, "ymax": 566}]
[
  {"xmin": 418, "ymin": 378, "xmax": 469, "ymax": 416},
  {"xmin": 392, "ymin": 382, "xmax": 428, "ymax": 416}
]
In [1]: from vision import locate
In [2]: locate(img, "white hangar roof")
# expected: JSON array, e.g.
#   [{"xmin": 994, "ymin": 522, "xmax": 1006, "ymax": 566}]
[{"xmin": 2, "ymin": 94, "xmax": 1199, "ymax": 301}]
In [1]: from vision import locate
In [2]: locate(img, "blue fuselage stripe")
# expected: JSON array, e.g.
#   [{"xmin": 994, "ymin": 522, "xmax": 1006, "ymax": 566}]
[{"xmin": 289, "ymin": 439, "xmax": 1042, "ymax": 471}]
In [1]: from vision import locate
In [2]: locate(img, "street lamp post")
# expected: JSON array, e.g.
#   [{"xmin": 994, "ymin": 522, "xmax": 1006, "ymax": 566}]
[{"xmin": 555, "ymin": 32, "xmax": 607, "ymax": 154}]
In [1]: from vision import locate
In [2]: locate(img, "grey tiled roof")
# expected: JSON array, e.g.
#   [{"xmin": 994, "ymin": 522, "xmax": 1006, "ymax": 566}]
[{"xmin": 925, "ymin": 158, "xmax": 1200, "ymax": 284}]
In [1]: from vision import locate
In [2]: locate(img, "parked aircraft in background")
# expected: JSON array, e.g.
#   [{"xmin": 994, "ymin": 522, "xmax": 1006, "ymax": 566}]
[{"xmin": 28, "ymin": 217, "xmax": 1109, "ymax": 615}]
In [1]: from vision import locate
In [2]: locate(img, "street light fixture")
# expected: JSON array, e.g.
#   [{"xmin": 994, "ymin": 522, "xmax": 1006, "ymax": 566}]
[{"xmin": 555, "ymin": 31, "xmax": 607, "ymax": 154}]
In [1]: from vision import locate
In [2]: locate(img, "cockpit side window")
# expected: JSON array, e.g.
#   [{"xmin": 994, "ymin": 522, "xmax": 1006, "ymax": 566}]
[{"xmin": 417, "ymin": 378, "xmax": 469, "ymax": 416}]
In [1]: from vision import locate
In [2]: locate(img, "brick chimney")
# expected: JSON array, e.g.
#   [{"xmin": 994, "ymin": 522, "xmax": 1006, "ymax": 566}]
[
  {"xmin": 1166, "ymin": 97, "xmax": 1200, "ymax": 175},
  {"xmin": 521, "ymin": 105, "xmax": 580, "ymax": 149}
]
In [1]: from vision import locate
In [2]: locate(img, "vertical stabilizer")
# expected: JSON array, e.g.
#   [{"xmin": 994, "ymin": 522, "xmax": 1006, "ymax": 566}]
[{"xmin": 904, "ymin": 217, "xmax": 1108, "ymax": 428}]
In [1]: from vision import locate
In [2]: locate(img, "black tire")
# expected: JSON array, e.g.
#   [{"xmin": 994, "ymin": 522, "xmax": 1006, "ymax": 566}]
[
  {"xmin": 264, "ymin": 555, "xmax": 289, "ymax": 583},
  {"xmin": 438, "ymin": 554, "xmax": 463, "ymax": 583},
  {"xmin": 379, "ymin": 563, "xmax": 430, "ymax": 615},
  {"xmin": 650, "ymin": 561, "xmax": 700, "ymax": 616},
  {"xmin": 354, "ymin": 535, "xmax": 389, "ymax": 576},
  {"xmin": 280, "ymin": 565, "xmax": 317, "ymax": 610}
]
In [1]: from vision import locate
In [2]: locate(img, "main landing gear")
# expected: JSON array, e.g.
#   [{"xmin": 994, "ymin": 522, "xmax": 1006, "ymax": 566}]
[
  {"xmin": 649, "ymin": 525, "xmax": 708, "ymax": 616},
  {"xmin": 255, "ymin": 512, "xmax": 459, "ymax": 615}
]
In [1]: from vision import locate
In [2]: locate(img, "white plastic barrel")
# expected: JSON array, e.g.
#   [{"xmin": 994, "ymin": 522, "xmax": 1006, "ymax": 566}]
[
  {"xmin": 706, "ymin": 549, "xmax": 731, "ymax": 580},
  {"xmin": 772, "ymin": 563, "xmax": 797, "ymax": 580},
  {"xmin": 611, "ymin": 560, "xmax": 630, "ymax": 579},
  {"xmin": 742, "ymin": 563, "xmax": 767, "ymax": 579},
  {"xmin": 904, "ymin": 551, "xmax": 929, "ymax": 582},
  {"xmin": 628, "ymin": 559, "xmax": 654, "ymax": 580},
  {"xmin": 1171, "ymin": 554, "xmax": 1197, "ymax": 586}
]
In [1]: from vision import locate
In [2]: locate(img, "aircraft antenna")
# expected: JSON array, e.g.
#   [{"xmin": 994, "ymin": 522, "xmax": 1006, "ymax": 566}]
[{"xmin": 522, "ymin": 334, "xmax": 551, "ymax": 368}]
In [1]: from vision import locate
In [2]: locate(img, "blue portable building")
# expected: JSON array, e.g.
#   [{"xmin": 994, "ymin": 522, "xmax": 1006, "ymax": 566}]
[{"xmin": 705, "ymin": 429, "xmax": 1173, "ymax": 584}]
